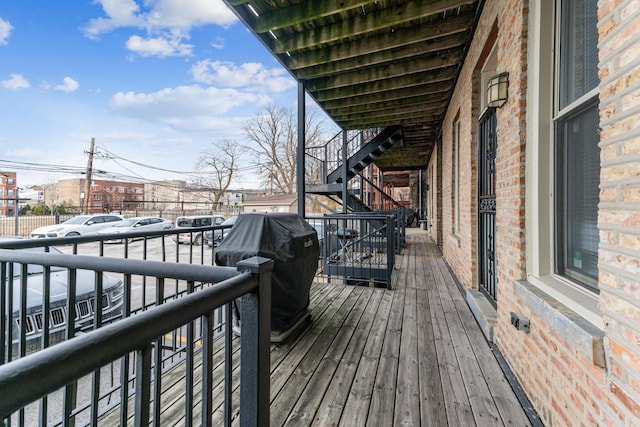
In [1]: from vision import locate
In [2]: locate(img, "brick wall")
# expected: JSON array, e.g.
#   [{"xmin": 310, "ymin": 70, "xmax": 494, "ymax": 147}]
[
  {"xmin": 597, "ymin": 0, "xmax": 640, "ymax": 423},
  {"xmin": 437, "ymin": 0, "xmax": 640, "ymax": 424}
]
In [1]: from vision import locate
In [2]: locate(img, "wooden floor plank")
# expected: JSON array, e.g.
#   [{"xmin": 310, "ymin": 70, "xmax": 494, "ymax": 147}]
[
  {"xmin": 269, "ymin": 287, "xmax": 366, "ymax": 426},
  {"xmin": 365, "ymin": 260, "xmax": 406, "ymax": 426},
  {"xmin": 414, "ymin": 238, "xmax": 448, "ymax": 426},
  {"xmin": 284, "ymin": 289, "xmax": 383, "ymax": 426},
  {"xmin": 423, "ymin": 243, "xmax": 476, "ymax": 426},
  {"xmin": 425, "ymin": 242, "xmax": 503, "ymax": 426},
  {"xmin": 98, "ymin": 230, "xmax": 533, "ymax": 427},
  {"xmin": 214, "ymin": 284, "xmax": 359, "ymax": 426},
  {"xmin": 394, "ymin": 243, "xmax": 421, "ymax": 426},
  {"xmin": 326, "ymin": 290, "xmax": 394, "ymax": 427},
  {"xmin": 431, "ymin": 253, "xmax": 532, "ymax": 427}
]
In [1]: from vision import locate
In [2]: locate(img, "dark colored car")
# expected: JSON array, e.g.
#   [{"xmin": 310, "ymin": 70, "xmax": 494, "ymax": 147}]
[
  {"xmin": 3, "ymin": 239, "xmax": 124, "ymax": 355},
  {"xmin": 204, "ymin": 216, "xmax": 238, "ymax": 247}
]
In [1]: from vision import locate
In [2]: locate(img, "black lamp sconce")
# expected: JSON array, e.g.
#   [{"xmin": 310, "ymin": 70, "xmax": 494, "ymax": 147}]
[{"xmin": 487, "ymin": 72, "xmax": 509, "ymax": 108}]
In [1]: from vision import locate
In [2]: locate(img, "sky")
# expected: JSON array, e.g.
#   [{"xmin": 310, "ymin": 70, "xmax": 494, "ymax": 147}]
[{"xmin": 0, "ymin": 0, "xmax": 330, "ymax": 189}]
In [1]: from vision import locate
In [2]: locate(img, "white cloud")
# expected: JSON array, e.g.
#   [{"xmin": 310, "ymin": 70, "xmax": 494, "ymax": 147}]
[
  {"xmin": 190, "ymin": 60, "xmax": 296, "ymax": 93},
  {"xmin": 211, "ymin": 37, "xmax": 225, "ymax": 49},
  {"xmin": 1, "ymin": 74, "xmax": 30, "ymax": 90},
  {"xmin": 0, "ymin": 17, "xmax": 13, "ymax": 45},
  {"xmin": 83, "ymin": 0, "xmax": 237, "ymax": 57},
  {"xmin": 109, "ymin": 85, "xmax": 272, "ymax": 131},
  {"xmin": 144, "ymin": 0, "xmax": 237, "ymax": 29},
  {"xmin": 54, "ymin": 77, "xmax": 80, "ymax": 93},
  {"xmin": 125, "ymin": 33, "xmax": 193, "ymax": 57},
  {"xmin": 83, "ymin": 0, "xmax": 143, "ymax": 39}
]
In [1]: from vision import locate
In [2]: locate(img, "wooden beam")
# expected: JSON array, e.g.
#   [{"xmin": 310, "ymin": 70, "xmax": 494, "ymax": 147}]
[
  {"xmin": 337, "ymin": 113, "xmax": 442, "ymax": 129},
  {"xmin": 271, "ymin": 0, "xmax": 476, "ymax": 52},
  {"xmin": 332, "ymin": 103, "xmax": 447, "ymax": 124},
  {"xmin": 305, "ymin": 60, "xmax": 459, "ymax": 91},
  {"xmin": 327, "ymin": 99, "xmax": 449, "ymax": 120},
  {"xmin": 293, "ymin": 39, "xmax": 467, "ymax": 80},
  {"xmin": 254, "ymin": 1, "xmax": 370, "ymax": 33},
  {"xmin": 312, "ymin": 73, "xmax": 454, "ymax": 102},
  {"xmin": 324, "ymin": 93, "xmax": 450, "ymax": 114},
  {"xmin": 284, "ymin": 13, "xmax": 474, "ymax": 63},
  {"xmin": 318, "ymin": 81, "xmax": 452, "ymax": 105}
]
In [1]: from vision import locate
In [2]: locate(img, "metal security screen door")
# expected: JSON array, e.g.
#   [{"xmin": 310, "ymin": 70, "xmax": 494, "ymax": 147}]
[{"xmin": 478, "ymin": 108, "xmax": 497, "ymax": 302}]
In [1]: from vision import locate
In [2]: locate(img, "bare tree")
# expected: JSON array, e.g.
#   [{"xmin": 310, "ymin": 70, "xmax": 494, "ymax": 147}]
[
  {"xmin": 193, "ymin": 139, "xmax": 240, "ymax": 209},
  {"xmin": 243, "ymin": 105, "xmax": 324, "ymax": 194}
]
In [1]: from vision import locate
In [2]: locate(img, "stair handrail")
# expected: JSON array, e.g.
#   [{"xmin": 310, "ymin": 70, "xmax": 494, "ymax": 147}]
[
  {"xmin": 305, "ymin": 128, "xmax": 383, "ymax": 186},
  {"xmin": 356, "ymin": 172, "xmax": 402, "ymax": 211}
]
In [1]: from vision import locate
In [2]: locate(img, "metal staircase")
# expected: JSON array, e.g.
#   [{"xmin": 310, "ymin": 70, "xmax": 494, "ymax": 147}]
[{"xmin": 305, "ymin": 126, "xmax": 403, "ymax": 212}]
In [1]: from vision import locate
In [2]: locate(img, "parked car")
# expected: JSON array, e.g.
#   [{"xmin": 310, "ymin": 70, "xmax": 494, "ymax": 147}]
[
  {"xmin": 204, "ymin": 216, "xmax": 238, "ymax": 247},
  {"xmin": 96, "ymin": 216, "xmax": 174, "ymax": 243},
  {"xmin": 30, "ymin": 214, "xmax": 124, "ymax": 238},
  {"xmin": 1, "ymin": 237, "xmax": 124, "ymax": 355},
  {"xmin": 173, "ymin": 215, "xmax": 225, "ymax": 245}
]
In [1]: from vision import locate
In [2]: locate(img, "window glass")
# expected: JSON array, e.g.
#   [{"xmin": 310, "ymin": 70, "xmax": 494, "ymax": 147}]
[
  {"xmin": 555, "ymin": 0, "xmax": 600, "ymax": 291},
  {"xmin": 559, "ymin": 0, "xmax": 599, "ymax": 108},
  {"xmin": 556, "ymin": 103, "xmax": 600, "ymax": 289}
]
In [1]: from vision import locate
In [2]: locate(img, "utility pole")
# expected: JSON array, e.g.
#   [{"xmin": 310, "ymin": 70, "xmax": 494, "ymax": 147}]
[{"xmin": 83, "ymin": 137, "xmax": 95, "ymax": 214}]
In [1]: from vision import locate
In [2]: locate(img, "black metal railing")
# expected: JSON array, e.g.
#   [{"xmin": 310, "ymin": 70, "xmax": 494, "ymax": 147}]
[
  {"xmin": 307, "ymin": 212, "xmax": 402, "ymax": 289},
  {"xmin": 0, "ymin": 224, "xmax": 242, "ymax": 360},
  {"xmin": 305, "ymin": 128, "xmax": 382, "ymax": 187},
  {"xmin": 0, "ymin": 247, "xmax": 273, "ymax": 427}
]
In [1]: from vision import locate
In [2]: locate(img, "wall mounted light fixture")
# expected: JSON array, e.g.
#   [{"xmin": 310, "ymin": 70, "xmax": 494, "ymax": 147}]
[{"xmin": 487, "ymin": 72, "xmax": 509, "ymax": 108}]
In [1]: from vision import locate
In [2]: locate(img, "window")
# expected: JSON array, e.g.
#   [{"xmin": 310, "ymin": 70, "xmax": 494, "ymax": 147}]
[
  {"xmin": 526, "ymin": 0, "xmax": 602, "ymax": 327},
  {"xmin": 554, "ymin": 0, "xmax": 600, "ymax": 291}
]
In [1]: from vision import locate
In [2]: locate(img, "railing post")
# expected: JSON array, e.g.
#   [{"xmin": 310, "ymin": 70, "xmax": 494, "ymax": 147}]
[
  {"xmin": 297, "ymin": 80, "xmax": 306, "ymax": 218},
  {"xmin": 342, "ymin": 130, "xmax": 348, "ymax": 214},
  {"xmin": 236, "ymin": 257, "xmax": 273, "ymax": 427},
  {"xmin": 386, "ymin": 215, "xmax": 395, "ymax": 289}
]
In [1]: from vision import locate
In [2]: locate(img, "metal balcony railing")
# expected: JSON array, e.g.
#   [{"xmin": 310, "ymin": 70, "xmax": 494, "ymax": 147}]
[
  {"xmin": 0, "ymin": 228, "xmax": 273, "ymax": 427},
  {"xmin": 307, "ymin": 211, "xmax": 405, "ymax": 289}
]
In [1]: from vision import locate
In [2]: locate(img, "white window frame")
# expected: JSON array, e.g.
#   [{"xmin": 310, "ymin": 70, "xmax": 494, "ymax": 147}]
[{"xmin": 525, "ymin": 0, "xmax": 602, "ymax": 329}]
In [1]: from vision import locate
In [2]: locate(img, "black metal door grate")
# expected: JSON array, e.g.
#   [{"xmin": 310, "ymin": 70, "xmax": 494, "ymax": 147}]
[{"xmin": 478, "ymin": 108, "xmax": 497, "ymax": 303}]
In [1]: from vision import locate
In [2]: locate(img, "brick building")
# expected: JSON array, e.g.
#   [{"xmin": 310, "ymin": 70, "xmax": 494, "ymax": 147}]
[
  {"xmin": 421, "ymin": 1, "xmax": 640, "ymax": 425},
  {"xmin": 0, "ymin": 171, "xmax": 17, "ymax": 217},
  {"xmin": 57, "ymin": 178, "xmax": 144, "ymax": 213}
]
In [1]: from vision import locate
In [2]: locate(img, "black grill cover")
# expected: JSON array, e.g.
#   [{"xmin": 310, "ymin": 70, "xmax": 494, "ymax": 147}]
[{"xmin": 214, "ymin": 213, "xmax": 320, "ymax": 331}]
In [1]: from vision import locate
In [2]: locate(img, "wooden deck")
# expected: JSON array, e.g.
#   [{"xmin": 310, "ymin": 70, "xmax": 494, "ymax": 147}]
[{"xmin": 103, "ymin": 230, "xmax": 532, "ymax": 426}]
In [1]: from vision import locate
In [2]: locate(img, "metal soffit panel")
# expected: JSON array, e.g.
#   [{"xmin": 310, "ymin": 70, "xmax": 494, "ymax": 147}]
[{"xmin": 223, "ymin": 0, "xmax": 481, "ymax": 171}]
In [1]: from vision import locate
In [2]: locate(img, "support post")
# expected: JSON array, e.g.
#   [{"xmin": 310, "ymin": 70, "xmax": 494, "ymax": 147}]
[
  {"xmin": 342, "ymin": 130, "xmax": 348, "ymax": 213},
  {"xmin": 237, "ymin": 257, "xmax": 273, "ymax": 427},
  {"xmin": 13, "ymin": 196, "xmax": 18, "ymax": 236},
  {"xmin": 82, "ymin": 138, "xmax": 95, "ymax": 214},
  {"xmin": 297, "ymin": 81, "xmax": 306, "ymax": 217}
]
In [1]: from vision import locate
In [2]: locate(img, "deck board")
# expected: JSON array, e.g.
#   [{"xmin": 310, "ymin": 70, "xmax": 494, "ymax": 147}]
[{"xmin": 99, "ymin": 230, "xmax": 532, "ymax": 426}]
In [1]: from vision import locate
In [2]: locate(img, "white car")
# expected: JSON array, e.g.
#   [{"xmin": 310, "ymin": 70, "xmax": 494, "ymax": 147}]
[
  {"xmin": 96, "ymin": 216, "xmax": 174, "ymax": 243},
  {"xmin": 30, "ymin": 214, "xmax": 124, "ymax": 238},
  {"xmin": 173, "ymin": 215, "xmax": 225, "ymax": 245}
]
